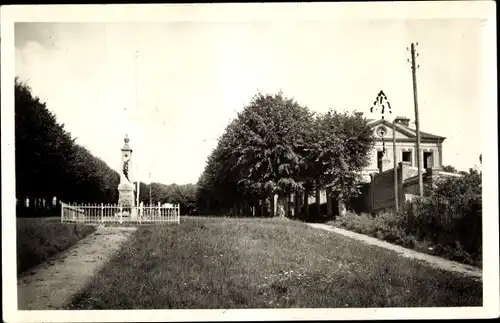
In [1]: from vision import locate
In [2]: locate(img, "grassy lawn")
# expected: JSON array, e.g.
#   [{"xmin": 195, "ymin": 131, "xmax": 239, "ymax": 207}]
[
  {"xmin": 17, "ymin": 217, "xmax": 96, "ymax": 275},
  {"xmin": 67, "ymin": 217, "xmax": 481, "ymax": 309}
]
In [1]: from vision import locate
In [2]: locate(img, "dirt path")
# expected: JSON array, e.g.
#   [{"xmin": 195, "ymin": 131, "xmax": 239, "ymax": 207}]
[
  {"xmin": 17, "ymin": 226, "xmax": 137, "ymax": 310},
  {"xmin": 306, "ymin": 223, "xmax": 482, "ymax": 279}
]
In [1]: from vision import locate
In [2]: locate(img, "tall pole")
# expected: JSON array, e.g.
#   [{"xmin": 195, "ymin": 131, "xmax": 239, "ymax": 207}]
[
  {"xmin": 149, "ymin": 171, "xmax": 152, "ymax": 206},
  {"xmin": 393, "ymin": 119, "xmax": 399, "ymax": 211},
  {"xmin": 135, "ymin": 50, "xmax": 140, "ymax": 207},
  {"xmin": 410, "ymin": 42, "xmax": 423, "ymax": 196}
]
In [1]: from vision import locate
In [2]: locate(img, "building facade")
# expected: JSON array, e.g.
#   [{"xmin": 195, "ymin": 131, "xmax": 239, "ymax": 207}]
[
  {"xmin": 360, "ymin": 116, "xmax": 446, "ymax": 182},
  {"xmin": 307, "ymin": 115, "xmax": 448, "ymax": 215}
]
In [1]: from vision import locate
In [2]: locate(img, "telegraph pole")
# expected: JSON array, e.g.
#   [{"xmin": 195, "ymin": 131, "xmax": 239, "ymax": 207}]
[
  {"xmin": 393, "ymin": 118, "xmax": 399, "ymax": 211},
  {"xmin": 409, "ymin": 42, "xmax": 424, "ymax": 197}
]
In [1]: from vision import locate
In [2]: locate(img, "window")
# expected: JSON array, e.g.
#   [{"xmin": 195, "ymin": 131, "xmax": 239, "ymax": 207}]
[
  {"xmin": 402, "ymin": 151, "xmax": 412, "ymax": 165},
  {"xmin": 423, "ymin": 151, "xmax": 433, "ymax": 169},
  {"xmin": 377, "ymin": 151, "xmax": 384, "ymax": 171}
]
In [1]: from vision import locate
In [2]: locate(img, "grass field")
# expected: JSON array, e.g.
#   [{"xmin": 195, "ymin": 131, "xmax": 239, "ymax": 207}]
[
  {"xmin": 16, "ymin": 217, "xmax": 96, "ymax": 274},
  {"xmin": 66, "ymin": 217, "xmax": 481, "ymax": 309}
]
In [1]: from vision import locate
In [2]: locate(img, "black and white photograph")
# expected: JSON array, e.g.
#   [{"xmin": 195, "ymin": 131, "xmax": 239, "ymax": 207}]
[{"xmin": 1, "ymin": 2, "xmax": 498, "ymax": 322}]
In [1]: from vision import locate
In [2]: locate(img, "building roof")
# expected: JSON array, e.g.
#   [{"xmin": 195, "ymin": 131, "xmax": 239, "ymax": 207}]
[{"xmin": 367, "ymin": 118, "xmax": 446, "ymax": 140}]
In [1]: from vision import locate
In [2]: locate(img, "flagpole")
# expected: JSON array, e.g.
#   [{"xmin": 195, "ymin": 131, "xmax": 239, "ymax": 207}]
[
  {"xmin": 134, "ymin": 49, "xmax": 139, "ymax": 207},
  {"xmin": 136, "ymin": 162, "xmax": 140, "ymax": 207}
]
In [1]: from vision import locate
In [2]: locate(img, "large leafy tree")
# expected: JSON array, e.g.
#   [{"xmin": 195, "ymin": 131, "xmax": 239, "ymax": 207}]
[
  {"xmin": 197, "ymin": 92, "xmax": 314, "ymax": 217},
  {"xmin": 304, "ymin": 111, "xmax": 374, "ymax": 218}
]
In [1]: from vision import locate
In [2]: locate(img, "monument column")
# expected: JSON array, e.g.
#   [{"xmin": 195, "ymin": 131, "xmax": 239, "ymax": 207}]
[{"xmin": 118, "ymin": 135, "xmax": 136, "ymax": 210}]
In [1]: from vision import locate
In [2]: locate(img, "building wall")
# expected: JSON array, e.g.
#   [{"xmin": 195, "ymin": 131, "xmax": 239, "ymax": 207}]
[
  {"xmin": 371, "ymin": 168, "xmax": 397, "ymax": 211},
  {"xmin": 364, "ymin": 140, "xmax": 442, "ymax": 175},
  {"xmin": 363, "ymin": 163, "xmax": 461, "ymax": 213}
]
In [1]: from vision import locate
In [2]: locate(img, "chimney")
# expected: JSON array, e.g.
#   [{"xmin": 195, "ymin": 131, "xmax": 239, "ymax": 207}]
[{"xmin": 394, "ymin": 116, "xmax": 410, "ymax": 127}]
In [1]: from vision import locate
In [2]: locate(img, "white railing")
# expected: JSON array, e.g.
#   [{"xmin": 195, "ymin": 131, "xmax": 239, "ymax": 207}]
[{"xmin": 61, "ymin": 202, "xmax": 180, "ymax": 225}]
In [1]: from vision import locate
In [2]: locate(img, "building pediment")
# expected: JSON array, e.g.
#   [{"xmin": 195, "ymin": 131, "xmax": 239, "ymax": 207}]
[{"xmin": 368, "ymin": 119, "xmax": 446, "ymax": 142}]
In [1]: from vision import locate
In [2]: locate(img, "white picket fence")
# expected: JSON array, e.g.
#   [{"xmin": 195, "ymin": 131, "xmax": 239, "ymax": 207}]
[{"xmin": 61, "ymin": 202, "xmax": 180, "ymax": 225}]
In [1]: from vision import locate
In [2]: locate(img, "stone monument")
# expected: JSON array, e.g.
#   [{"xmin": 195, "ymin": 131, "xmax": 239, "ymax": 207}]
[{"xmin": 118, "ymin": 135, "xmax": 136, "ymax": 212}]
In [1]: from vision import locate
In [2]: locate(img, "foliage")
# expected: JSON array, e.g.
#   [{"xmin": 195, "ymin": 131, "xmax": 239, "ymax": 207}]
[
  {"xmin": 138, "ymin": 182, "xmax": 198, "ymax": 215},
  {"xmin": 406, "ymin": 168, "xmax": 482, "ymax": 258},
  {"xmin": 304, "ymin": 111, "xmax": 374, "ymax": 201},
  {"xmin": 197, "ymin": 92, "xmax": 315, "ymax": 216},
  {"xmin": 15, "ymin": 78, "xmax": 120, "ymax": 205},
  {"xmin": 329, "ymin": 169, "xmax": 482, "ymax": 267},
  {"xmin": 196, "ymin": 91, "xmax": 375, "ymax": 217}
]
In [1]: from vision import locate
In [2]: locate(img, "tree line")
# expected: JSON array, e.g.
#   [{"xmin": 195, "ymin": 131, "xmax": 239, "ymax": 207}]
[
  {"xmin": 137, "ymin": 182, "xmax": 197, "ymax": 214},
  {"xmin": 196, "ymin": 92, "xmax": 375, "ymax": 219},
  {"xmin": 15, "ymin": 78, "xmax": 121, "ymax": 210},
  {"xmin": 15, "ymin": 78, "xmax": 197, "ymax": 216}
]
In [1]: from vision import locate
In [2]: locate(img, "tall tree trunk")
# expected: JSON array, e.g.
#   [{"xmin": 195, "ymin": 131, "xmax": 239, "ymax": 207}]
[
  {"xmin": 277, "ymin": 193, "xmax": 286, "ymax": 218},
  {"xmin": 270, "ymin": 194, "xmax": 275, "ymax": 217},
  {"xmin": 304, "ymin": 188, "xmax": 310, "ymax": 218},
  {"xmin": 338, "ymin": 193, "xmax": 347, "ymax": 218},
  {"xmin": 294, "ymin": 191, "xmax": 300, "ymax": 218},
  {"xmin": 326, "ymin": 187, "xmax": 333, "ymax": 218},
  {"xmin": 284, "ymin": 193, "xmax": 290, "ymax": 217},
  {"xmin": 315, "ymin": 179, "xmax": 321, "ymax": 218}
]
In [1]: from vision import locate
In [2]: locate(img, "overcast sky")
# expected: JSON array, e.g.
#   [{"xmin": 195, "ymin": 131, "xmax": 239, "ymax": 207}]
[{"xmin": 14, "ymin": 17, "xmax": 488, "ymax": 184}]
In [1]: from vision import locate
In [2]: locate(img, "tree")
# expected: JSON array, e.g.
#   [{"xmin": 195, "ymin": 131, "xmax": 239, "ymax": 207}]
[
  {"xmin": 197, "ymin": 92, "xmax": 314, "ymax": 217},
  {"xmin": 303, "ymin": 111, "xmax": 374, "ymax": 218},
  {"xmin": 15, "ymin": 77, "xmax": 121, "ymax": 208},
  {"xmin": 15, "ymin": 78, "xmax": 75, "ymax": 202}
]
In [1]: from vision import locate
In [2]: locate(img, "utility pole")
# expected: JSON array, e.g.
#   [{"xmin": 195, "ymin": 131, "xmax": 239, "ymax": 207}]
[
  {"xmin": 393, "ymin": 118, "xmax": 399, "ymax": 211},
  {"xmin": 409, "ymin": 42, "xmax": 423, "ymax": 196}
]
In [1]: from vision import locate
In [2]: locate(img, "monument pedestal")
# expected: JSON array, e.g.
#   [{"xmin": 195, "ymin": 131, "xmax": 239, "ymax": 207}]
[
  {"xmin": 117, "ymin": 135, "xmax": 137, "ymax": 220},
  {"xmin": 118, "ymin": 183, "xmax": 135, "ymax": 218}
]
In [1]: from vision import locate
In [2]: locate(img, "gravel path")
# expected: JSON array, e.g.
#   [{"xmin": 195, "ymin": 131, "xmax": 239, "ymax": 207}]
[
  {"xmin": 306, "ymin": 223, "xmax": 482, "ymax": 279},
  {"xmin": 17, "ymin": 226, "xmax": 137, "ymax": 310}
]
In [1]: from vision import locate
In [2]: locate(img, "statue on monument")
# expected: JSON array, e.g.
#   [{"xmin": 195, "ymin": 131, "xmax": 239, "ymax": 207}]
[
  {"xmin": 123, "ymin": 154, "xmax": 131, "ymax": 183},
  {"xmin": 118, "ymin": 135, "xmax": 135, "ymax": 209}
]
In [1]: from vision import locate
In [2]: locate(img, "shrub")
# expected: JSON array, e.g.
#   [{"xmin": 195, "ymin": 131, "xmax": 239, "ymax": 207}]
[
  {"xmin": 404, "ymin": 169, "xmax": 482, "ymax": 263},
  {"xmin": 329, "ymin": 169, "xmax": 482, "ymax": 267}
]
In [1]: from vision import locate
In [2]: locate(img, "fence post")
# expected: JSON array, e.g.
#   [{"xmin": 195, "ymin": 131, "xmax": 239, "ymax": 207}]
[
  {"xmin": 101, "ymin": 203, "xmax": 104, "ymax": 224},
  {"xmin": 119, "ymin": 205, "xmax": 123, "ymax": 224},
  {"xmin": 177, "ymin": 204, "xmax": 180, "ymax": 223},
  {"xmin": 61, "ymin": 202, "xmax": 64, "ymax": 223}
]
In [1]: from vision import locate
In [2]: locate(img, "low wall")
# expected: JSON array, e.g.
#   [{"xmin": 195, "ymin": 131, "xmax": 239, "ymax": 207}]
[
  {"xmin": 372, "ymin": 168, "xmax": 397, "ymax": 212},
  {"xmin": 358, "ymin": 163, "xmax": 462, "ymax": 214}
]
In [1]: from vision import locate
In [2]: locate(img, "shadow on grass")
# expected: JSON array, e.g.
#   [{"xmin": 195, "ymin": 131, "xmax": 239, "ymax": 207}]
[{"xmin": 16, "ymin": 218, "xmax": 96, "ymax": 275}]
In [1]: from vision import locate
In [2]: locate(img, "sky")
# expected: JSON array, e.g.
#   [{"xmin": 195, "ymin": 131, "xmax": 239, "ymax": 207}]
[{"xmin": 14, "ymin": 18, "xmax": 489, "ymax": 184}]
